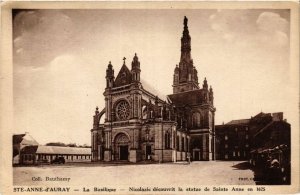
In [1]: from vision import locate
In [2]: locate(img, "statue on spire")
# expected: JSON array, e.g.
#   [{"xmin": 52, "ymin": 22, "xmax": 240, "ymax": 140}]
[
  {"xmin": 184, "ymin": 16, "xmax": 188, "ymax": 27},
  {"xmin": 172, "ymin": 16, "xmax": 200, "ymax": 93},
  {"xmin": 203, "ymin": 77, "xmax": 208, "ymax": 89}
]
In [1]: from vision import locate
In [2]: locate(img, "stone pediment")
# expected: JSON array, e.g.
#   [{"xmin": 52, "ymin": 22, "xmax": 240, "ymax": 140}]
[{"xmin": 114, "ymin": 64, "xmax": 132, "ymax": 87}]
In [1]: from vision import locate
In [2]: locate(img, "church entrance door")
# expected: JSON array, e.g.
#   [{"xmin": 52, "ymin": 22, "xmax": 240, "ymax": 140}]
[
  {"xmin": 119, "ymin": 145, "xmax": 128, "ymax": 160},
  {"xmin": 114, "ymin": 133, "xmax": 130, "ymax": 161},
  {"xmin": 146, "ymin": 145, "xmax": 151, "ymax": 160},
  {"xmin": 194, "ymin": 151, "xmax": 200, "ymax": 161},
  {"xmin": 193, "ymin": 149, "xmax": 201, "ymax": 161}
]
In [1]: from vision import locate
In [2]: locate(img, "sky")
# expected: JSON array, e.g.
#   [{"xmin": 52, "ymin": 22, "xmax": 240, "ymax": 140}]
[{"xmin": 13, "ymin": 9, "xmax": 295, "ymax": 145}]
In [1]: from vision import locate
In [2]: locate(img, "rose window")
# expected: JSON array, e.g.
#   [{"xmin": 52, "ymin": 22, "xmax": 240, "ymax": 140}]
[{"xmin": 116, "ymin": 100, "xmax": 130, "ymax": 120}]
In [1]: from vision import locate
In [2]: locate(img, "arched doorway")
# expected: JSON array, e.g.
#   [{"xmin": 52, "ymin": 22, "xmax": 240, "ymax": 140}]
[{"xmin": 114, "ymin": 133, "xmax": 130, "ymax": 161}]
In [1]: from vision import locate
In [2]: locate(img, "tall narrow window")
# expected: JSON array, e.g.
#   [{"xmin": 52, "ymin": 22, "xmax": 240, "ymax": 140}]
[
  {"xmin": 165, "ymin": 131, "xmax": 171, "ymax": 149},
  {"xmin": 192, "ymin": 112, "xmax": 201, "ymax": 128},
  {"xmin": 176, "ymin": 136, "xmax": 179, "ymax": 151}
]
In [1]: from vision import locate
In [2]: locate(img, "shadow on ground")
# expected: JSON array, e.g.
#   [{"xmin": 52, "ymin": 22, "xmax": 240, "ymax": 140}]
[{"xmin": 231, "ymin": 161, "xmax": 251, "ymax": 170}]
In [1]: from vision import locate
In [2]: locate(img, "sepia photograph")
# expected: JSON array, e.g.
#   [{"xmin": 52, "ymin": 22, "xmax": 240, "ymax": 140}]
[{"xmin": 0, "ymin": 1, "xmax": 299, "ymax": 194}]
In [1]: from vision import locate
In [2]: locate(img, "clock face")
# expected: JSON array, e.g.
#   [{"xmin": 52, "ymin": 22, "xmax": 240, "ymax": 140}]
[{"xmin": 116, "ymin": 100, "xmax": 130, "ymax": 120}]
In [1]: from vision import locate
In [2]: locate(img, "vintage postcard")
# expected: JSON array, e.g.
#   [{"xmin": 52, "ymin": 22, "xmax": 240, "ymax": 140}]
[{"xmin": 0, "ymin": 1, "xmax": 299, "ymax": 195}]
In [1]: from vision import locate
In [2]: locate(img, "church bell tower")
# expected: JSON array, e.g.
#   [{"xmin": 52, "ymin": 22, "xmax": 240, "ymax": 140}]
[{"xmin": 173, "ymin": 16, "xmax": 199, "ymax": 94}]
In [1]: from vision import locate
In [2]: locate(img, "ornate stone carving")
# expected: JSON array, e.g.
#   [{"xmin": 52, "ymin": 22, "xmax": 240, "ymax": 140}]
[{"xmin": 116, "ymin": 100, "xmax": 130, "ymax": 120}]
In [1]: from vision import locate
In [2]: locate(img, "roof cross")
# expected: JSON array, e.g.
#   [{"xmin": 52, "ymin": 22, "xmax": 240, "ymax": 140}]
[{"xmin": 123, "ymin": 57, "xmax": 126, "ymax": 65}]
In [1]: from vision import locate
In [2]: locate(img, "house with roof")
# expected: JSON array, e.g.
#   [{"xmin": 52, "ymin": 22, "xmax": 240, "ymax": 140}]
[
  {"xmin": 20, "ymin": 145, "xmax": 91, "ymax": 165},
  {"xmin": 215, "ymin": 112, "xmax": 290, "ymax": 161},
  {"xmin": 13, "ymin": 132, "xmax": 91, "ymax": 165},
  {"xmin": 13, "ymin": 132, "xmax": 39, "ymax": 165}
]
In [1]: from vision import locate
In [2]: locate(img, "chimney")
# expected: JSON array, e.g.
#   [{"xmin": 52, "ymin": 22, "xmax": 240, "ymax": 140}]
[{"xmin": 272, "ymin": 112, "xmax": 283, "ymax": 121}]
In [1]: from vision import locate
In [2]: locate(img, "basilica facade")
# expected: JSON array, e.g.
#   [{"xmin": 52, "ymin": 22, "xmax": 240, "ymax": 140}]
[{"xmin": 91, "ymin": 17, "xmax": 216, "ymax": 163}]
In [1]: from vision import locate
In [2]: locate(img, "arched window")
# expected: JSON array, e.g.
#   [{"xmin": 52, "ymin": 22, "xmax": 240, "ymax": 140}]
[
  {"xmin": 192, "ymin": 112, "xmax": 201, "ymax": 128},
  {"xmin": 142, "ymin": 105, "xmax": 147, "ymax": 119},
  {"xmin": 176, "ymin": 135, "xmax": 180, "ymax": 150},
  {"xmin": 209, "ymin": 112, "xmax": 213, "ymax": 128},
  {"xmin": 115, "ymin": 100, "xmax": 130, "ymax": 120}
]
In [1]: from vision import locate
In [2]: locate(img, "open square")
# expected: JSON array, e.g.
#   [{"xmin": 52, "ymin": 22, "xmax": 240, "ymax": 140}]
[{"xmin": 14, "ymin": 161, "xmax": 256, "ymax": 186}]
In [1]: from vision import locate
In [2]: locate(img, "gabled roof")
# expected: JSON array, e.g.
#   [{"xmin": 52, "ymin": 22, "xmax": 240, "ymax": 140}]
[
  {"xmin": 13, "ymin": 133, "xmax": 39, "ymax": 146},
  {"xmin": 114, "ymin": 64, "xmax": 132, "ymax": 87},
  {"xmin": 167, "ymin": 89, "xmax": 203, "ymax": 107},
  {"xmin": 13, "ymin": 134, "xmax": 25, "ymax": 144}
]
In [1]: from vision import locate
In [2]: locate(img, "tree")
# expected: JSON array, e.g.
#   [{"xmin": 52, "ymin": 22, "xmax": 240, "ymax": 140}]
[
  {"xmin": 46, "ymin": 142, "xmax": 66, "ymax": 146},
  {"xmin": 67, "ymin": 143, "xmax": 77, "ymax": 147}
]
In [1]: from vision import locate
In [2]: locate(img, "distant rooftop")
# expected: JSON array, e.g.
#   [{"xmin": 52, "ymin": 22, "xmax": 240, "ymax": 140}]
[
  {"xmin": 36, "ymin": 145, "xmax": 91, "ymax": 155},
  {"xmin": 21, "ymin": 145, "xmax": 91, "ymax": 155},
  {"xmin": 219, "ymin": 112, "xmax": 284, "ymax": 126},
  {"xmin": 141, "ymin": 79, "xmax": 166, "ymax": 101},
  {"xmin": 168, "ymin": 89, "xmax": 203, "ymax": 107},
  {"xmin": 13, "ymin": 133, "xmax": 39, "ymax": 146},
  {"xmin": 226, "ymin": 119, "xmax": 250, "ymax": 125}
]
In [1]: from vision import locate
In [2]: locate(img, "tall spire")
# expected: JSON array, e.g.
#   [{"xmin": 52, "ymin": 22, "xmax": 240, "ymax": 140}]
[
  {"xmin": 181, "ymin": 16, "xmax": 191, "ymax": 62},
  {"xmin": 172, "ymin": 16, "xmax": 199, "ymax": 94}
]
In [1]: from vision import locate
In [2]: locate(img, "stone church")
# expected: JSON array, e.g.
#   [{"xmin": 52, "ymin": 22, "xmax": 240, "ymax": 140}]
[{"xmin": 91, "ymin": 16, "xmax": 216, "ymax": 163}]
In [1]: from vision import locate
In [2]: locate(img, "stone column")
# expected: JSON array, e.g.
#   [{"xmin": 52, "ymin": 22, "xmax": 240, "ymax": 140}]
[
  {"xmin": 104, "ymin": 130, "xmax": 112, "ymax": 161},
  {"xmin": 209, "ymin": 130, "xmax": 213, "ymax": 160},
  {"xmin": 202, "ymin": 134, "xmax": 207, "ymax": 160}
]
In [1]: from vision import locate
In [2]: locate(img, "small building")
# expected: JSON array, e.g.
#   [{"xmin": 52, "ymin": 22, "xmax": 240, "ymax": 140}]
[
  {"xmin": 20, "ymin": 145, "xmax": 91, "ymax": 165},
  {"xmin": 215, "ymin": 119, "xmax": 250, "ymax": 160},
  {"xmin": 252, "ymin": 119, "xmax": 290, "ymax": 151},
  {"xmin": 215, "ymin": 112, "xmax": 290, "ymax": 161},
  {"xmin": 13, "ymin": 132, "xmax": 39, "ymax": 165},
  {"xmin": 13, "ymin": 132, "xmax": 91, "ymax": 165}
]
